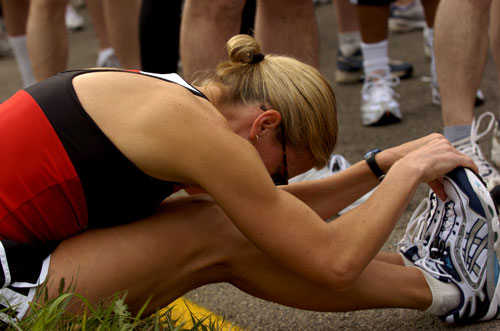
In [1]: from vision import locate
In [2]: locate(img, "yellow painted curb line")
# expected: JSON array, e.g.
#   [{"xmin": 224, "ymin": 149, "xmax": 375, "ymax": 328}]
[{"xmin": 161, "ymin": 296, "xmax": 246, "ymax": 330}]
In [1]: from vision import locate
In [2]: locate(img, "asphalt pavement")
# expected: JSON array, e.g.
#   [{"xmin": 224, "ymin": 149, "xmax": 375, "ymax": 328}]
[{"xmin": 1, "ymin": 2, "xmax": 500, "ymax": 330}]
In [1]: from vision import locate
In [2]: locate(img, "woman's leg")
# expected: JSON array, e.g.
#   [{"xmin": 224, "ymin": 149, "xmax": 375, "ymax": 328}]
[{"xmin": 45, "ymin": 194, "xmax": 431, "ymax": 315}]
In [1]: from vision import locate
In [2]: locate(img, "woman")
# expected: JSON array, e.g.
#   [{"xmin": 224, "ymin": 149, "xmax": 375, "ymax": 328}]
[{"xmin": 0, "ymin": 34, "xmax": 490, "ymax": 324}]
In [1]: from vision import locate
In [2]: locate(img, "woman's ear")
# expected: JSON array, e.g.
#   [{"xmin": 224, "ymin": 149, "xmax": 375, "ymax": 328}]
[{"xmin": 250, "ymin": 109, "xmax": 282, "ymax": 138}]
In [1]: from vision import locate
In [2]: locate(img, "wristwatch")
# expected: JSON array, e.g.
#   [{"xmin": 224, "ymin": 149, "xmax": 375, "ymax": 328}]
[{"xmin": 364, "ymin": 148, "xmax": 385, "ymax": 181}]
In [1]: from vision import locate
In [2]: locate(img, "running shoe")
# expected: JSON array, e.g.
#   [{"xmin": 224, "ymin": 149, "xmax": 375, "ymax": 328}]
[
  {"xmin": 97, "ymin": 48, "xmax": 121, "ymax": 68},
  {"xmin": 398, "ymin": 190, "xmax": 441, "ymax": 264},
  {"xmin": 335, "ymin": 49, "xmax": 413, "ymax": 84},
  {"xmin": 360, "ymin": 73, "xmax": 401, "ymax": 126},
  {"xmin": 290, "ymin": 154, "xmax": 373, "ymax": 216},
  {"xmin": 452, "ymin": 112, "xmax": 500, "ymax": 204},
  {"xmin": 389, "ymin": 0, "xmax": 426, "ymax": 33},
  {"xmin": 65, "ymin": 5, "xmax": 85, "ymax": 32},
  {"xmin": 414, "ymin": 167, "xmax": 500, "ymax": 323}
]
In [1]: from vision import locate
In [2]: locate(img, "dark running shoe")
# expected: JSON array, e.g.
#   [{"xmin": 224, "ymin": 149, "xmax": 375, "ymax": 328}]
[{"xmin": 335, "ymin": 49, "xmax": 413, "ymax": 84}]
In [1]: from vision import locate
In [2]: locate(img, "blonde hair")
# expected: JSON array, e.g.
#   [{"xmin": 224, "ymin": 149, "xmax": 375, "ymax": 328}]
[{"xmin": 195, "ymin": 34, "xmax": 337, "ymax": 168}]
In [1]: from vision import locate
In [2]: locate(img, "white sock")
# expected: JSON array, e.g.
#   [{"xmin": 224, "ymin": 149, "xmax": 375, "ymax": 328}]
[
  {"xmin": 8, "ymin": 35, "xmax": 36, "ymax": 87},
  {"xmin": 361, "ymin": 40, "xmax": 390, "ymax": 79},
  {"xmin": 421, "ymin": 270, "xmax": 461, "ymax": 316},
  {"xmin": 426, "ymin": 27, "xmax": 437, "ymax": 84},
  {"xmin": 338, "ymin": 31, "xmax": 361, "ymax": 57}
]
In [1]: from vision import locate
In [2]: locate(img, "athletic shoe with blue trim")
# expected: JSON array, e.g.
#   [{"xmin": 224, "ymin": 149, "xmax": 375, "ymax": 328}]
[{"xmin": 414, "ymin": 167, "xmax": 500, "ymax": 323}]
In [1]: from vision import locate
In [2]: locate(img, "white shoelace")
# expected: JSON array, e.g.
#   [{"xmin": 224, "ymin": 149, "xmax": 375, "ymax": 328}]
[
  {"xmin": 417, "ymin": 200, "xmax": 457, "ymax": 280},
  {"xmin": 455, "ymin": 112, "xmax": 496, "ymax": 180},
  {"xmin": 396, "ymin": 197, "xmax": 431, "ymax": 252}
]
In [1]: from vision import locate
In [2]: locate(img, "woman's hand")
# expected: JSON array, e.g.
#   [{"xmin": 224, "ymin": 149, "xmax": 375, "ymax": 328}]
[{"xmin": 393, "ymin": 134, "xmax": 477, "ymax": 200}]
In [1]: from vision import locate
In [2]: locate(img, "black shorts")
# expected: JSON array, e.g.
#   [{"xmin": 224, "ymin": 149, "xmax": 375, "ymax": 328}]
[{"xmin": 0, "ymin": 241, "xmax": 57, "ymax": 322}]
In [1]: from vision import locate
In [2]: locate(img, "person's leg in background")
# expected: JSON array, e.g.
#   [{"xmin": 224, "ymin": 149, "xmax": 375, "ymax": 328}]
[
  {"xmin": 488, "ymin": 0, "xmax": 500, "ymax": 170},
  {"xmin": 354, "ymin": 1, "xmax": 401, "ymax": 126},
  {"xmin": 255, "ymin": 0, "xmax": 319, "ymax": 68},
  {"xmin": 102, "ymin": 0, "xmax": 141, "ymax": 70},
  {"xmin": 1, "ymin": 0, "xmax": 35, "ymax": 87},
  {"xmin": 334, "ymin": 0, "xmax": 413, "ymax": 84},
  {"xmin": 139, "ymin": 0, "xmax": 182, "ymax": 73},
  {"xmin": 180, "ymin": 0, "xmax": 246, "ymax": 81},
  {"xmin": 26, "ymin": 0, "xmax": 67, "ymax": 81},
  {"xmin": 435, "ymin": 0, "xmax": 500, "ymax": 202},
  {"xmin": 86, "ymin": 0, "xmax": 120, "ymax": 68}
]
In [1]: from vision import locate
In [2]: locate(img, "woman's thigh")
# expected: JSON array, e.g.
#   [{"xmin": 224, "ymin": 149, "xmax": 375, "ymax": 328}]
[{"xmin": 44, "ymin": 194, "xmax": 241, "ymax": 314}]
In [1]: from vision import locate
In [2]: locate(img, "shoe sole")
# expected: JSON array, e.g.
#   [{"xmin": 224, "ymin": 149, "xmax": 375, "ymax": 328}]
[
  {"xmin": 389, "ymin": 18, "xmax": 426, "ymax": 33},
  {"xmin": 362, "ymin": 110, "xmax": 402, "ymax": 126},
  {"xmin": 447, "ymin": 168, "xmax": 500, "ymax": 322}
]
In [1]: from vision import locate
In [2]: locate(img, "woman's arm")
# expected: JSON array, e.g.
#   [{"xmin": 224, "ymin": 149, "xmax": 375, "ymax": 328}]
[
  {"xmin": 174, "ymin": 125, "xmax": 476, "ymax": 290},
  {"xmin": 282, "ymin": 133, "xmax": 469, "ymax": 219}
]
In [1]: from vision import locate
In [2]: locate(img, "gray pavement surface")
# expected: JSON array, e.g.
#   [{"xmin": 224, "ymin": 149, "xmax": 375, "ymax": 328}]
[{"xmin": 1, "ymin": 2, "xmax": 500, "ymax": 330}]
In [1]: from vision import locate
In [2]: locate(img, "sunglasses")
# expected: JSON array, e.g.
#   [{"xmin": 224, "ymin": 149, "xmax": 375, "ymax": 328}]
[
  {"xmin": 259, "ymin": 105, "xmax": 288, "ymax": 186},
  {"xmin": 271, "ymin": 121, "xmax": 289, "ymax": 186}
]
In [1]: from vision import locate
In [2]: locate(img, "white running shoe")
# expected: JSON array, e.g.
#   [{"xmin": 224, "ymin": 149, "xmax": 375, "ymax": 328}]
[
  {"xmin": 65, "ymin": 5, "xmax": 85, "ymax": 32},
  {"xmin": 413, "ymin": 167, "xmax": 500, "ymax": 323},
  {"xmin": 389, "ymin": 0, "xmax": 426, "ymax": 33},
  {"xmin": 290, "ymin": 154, "xmax": 373, "ymax": 216},
  {"xmin": 97, "ymin": 48, "xmax": 121, "ymax": 68},
  {"xmin": 452, "ymin": 112, "xmax": 500, "ymax": 204},
  {"xmin": 361, "ymin": 73, "xmax": 401, "ymax": 126}
]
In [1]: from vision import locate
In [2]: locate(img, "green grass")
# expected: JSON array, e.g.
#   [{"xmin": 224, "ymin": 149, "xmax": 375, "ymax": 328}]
[{"xmin": 2, "ymin": 289, "xmax": 225, "ymax": 331}]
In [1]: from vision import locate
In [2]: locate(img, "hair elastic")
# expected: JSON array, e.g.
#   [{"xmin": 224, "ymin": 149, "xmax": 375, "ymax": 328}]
[{"xmin": 250, "ymin": 53, "xmax": 265, "ymax": 64}]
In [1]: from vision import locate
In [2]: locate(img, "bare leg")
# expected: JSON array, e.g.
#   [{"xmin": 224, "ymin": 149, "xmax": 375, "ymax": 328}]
[
  {"xmin": 355, "ymin": 4, "xmax": 389, "ymax": 44},
  {"xmin": 255, "ymin": 0, "xmax": 319, "ymax": 68},
  {"xmin": 102, "ymin": 0, "xmax": 141, "ymax": 69},
  {"xmin": 180, "ymin": 0, "xmax": 245, "ymax": 81},
  {"xmin": 420, "ymin": 0, "xmax": 439, "ymax": 28},
  {"xmin": 45, "ymin": 195, "xmax": 431, "ymax": 315},
  {"xmin": 435, "ymin": 0, "xmax": 491, "ymax": 126},
  {"xmin": 1, "ymin": 0, "xmax": 29, "ymax": 36},
  {"xmin": 86, "ymin": 0, "xmax": 110, "ymax": 51},
  {"xmin": 490, "ymin": 0, "xmax": 500, "ymax": 85},
  {"xmin": 26, "ymin": 0, "xmax": 67, "ymax": 81},
  {"xmin": 1, "ymin": 0, "xmax": 35, "ymax": 86},
  {"xmin": 334, "ymin": 0, "xmax": 359, "ymax": 33}
]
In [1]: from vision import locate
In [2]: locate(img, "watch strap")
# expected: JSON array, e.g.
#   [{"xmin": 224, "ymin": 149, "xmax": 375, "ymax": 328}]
[{"xmin": 364, "ymin": 149, "xmax": 385, "ymax": 181}]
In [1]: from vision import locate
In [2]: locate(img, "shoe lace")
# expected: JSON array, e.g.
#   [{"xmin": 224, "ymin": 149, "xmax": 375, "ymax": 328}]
[
  {"xmin": 455, "ymin": 112, "xmax": 496, "ymax": 179},
  {"xmin": 417, "ymin": 201, "xmax": 456, "ymax": 280},
  {"xmin": 396, "ymin": 197, "xmax": 431, "ymax": 251},
  {"xmin": 362, "ymin": 73, "xmax": 400, "ymax": 103}
]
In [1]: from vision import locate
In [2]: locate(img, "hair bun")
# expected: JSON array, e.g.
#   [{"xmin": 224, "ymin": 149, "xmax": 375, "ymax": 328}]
[{"xmin": 226, "ymin": 34, "xmax": 264, "ymax": 65}]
